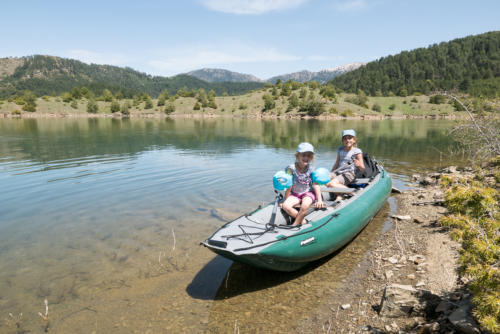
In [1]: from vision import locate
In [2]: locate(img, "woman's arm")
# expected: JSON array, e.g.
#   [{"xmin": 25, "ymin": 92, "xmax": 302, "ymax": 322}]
[
  {"xmin": 331, "ymin": 153, "xmax": 340, "ymax": 172},
  {"xmin": 354, "ymin": 153, "xmax": 365, "ymax": 171}
]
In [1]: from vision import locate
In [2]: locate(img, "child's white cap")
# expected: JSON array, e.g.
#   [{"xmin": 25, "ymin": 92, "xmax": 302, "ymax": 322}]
[
  {"xmin": 342, "ymin": 129, "xmax": 356, "ymax": 138},
  {"xmin": 296, "ymin": 142, "xmax": 314, "ymax": 153}
]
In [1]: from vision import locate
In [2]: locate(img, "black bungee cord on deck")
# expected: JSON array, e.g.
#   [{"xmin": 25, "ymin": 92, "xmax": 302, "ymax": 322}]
[{"xmin": 232, "ymin": 213, "xmax": 339, "ymax": 252}]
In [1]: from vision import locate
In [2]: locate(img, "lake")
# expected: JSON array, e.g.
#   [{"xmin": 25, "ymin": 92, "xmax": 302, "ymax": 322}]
[{"xmin": 0, "ymin": 117, "xmax": 462, "ymax": 333}]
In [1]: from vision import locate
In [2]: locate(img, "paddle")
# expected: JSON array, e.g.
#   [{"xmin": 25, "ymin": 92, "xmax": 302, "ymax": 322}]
[
  {"xmin": 270, "ymin": 171, "xmax": 292, "ymax": 229},
  {"xmin": 268, "ymin": 190, "xmax": 283, "ymax": 229}
]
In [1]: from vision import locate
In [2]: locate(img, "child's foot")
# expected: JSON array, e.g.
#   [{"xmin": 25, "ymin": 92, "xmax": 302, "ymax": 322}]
[{"xmin": 292, "ymin": 218, "xmax": 308, "ymax": 226}]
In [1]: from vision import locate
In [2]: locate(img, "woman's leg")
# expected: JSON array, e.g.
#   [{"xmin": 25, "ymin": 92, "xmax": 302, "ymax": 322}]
[
  {"xmin": 326, "ymin": 175, "xmax": 349, "ymax": 201},
  {"xmin": 326, "ymin": 178, "xmax": 348, "ymax": 188},
  {"xmin": 293, "ymin": 196, "xmax": 313, "ymax": 225}
]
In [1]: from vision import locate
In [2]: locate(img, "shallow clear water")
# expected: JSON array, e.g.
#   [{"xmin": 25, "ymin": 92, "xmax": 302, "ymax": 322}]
[{"xmin": 0, "ymin": 118, "xmax": 463, "ymax": 333}]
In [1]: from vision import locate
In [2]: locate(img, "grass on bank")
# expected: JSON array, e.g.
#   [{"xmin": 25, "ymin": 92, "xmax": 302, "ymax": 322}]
[{"xmin": 2, "ymin": 84, "xmax": 496, "ymax": 118}]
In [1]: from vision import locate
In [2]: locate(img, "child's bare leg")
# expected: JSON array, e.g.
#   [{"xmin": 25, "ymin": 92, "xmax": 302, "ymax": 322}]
[
  {"xmin": 293, "ymin": 196, "xmax": 313, "ymax": 226},
  {"xmin": 282, "ymin": 196, "xmax": 300, "ymax": 219},
  {"xmin": 326, "ymin": 179, "xmax": 347, "ymax": 201},
  {"xmin": 326, "ymin": 178, "xmax": 348, "ymax": 189}
]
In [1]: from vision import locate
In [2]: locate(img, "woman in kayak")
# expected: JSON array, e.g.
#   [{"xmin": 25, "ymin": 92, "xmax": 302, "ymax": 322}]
[
  {"xmin": 326, "ymin": 129, "xmax": 365, "ymax": 199},
  {"xmin": 281, "ymin": 142, "xmax": 324, "ymax": 226}
]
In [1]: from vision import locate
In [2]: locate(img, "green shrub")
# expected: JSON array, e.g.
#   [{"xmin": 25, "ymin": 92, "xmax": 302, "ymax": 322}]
[
  {"xmin": 144, "ymin": 97, "xmax": 153, "ymax": 109},
  {"xmin": 429, "ymin": 95, "xmax": 446, "ymax": 104},
  {"xmin": 101, "ymin": 89, "xmax": 114, "ymax": 102},
  {"xmin": 439, "ymin": 167, "xmax": 500, "ymax": 333},
  {"xmin": 208, "ymin": 99, "xmax": 217, "ymax": 109},
  {"xmin": 157, "ymin": 91, "xmax": 168, "ymax": 106},
  {"xmin": 22, "ymin": 104, "xmax": 36, "ymax": 112},
  {"xmin": 87, "ymin": 99, "xmax": 98, "ymax": 113},
  {"xmin": 281, "ymin": 83, "xmax": 291, "ymax": 96},
  {"xmin": 372, "ymin": 103, "xmax": 381, "ymax": 112},
  {"xmin": 388, "ymin": 104, "xmax": 396, "ymax": 111},
  {"xmin": 14, "ymin": 96, "xmax": 25, "ymax": 105},
  {"xmin": 345, "ymin": 92, "xmax": 368, "ymax": 108},
  {"xmin": 329, "ymin": 107, "xmax": 338, "ymax": 114},
  {"xmin": 288, "ymin": 93, "xmax": 299, "ymax": 108},
  {"xmin": 164, "ymin": 103, "xmax": 175, "ymax": 114},
  {"xmin": 299, "ymin": 87, "xmax": 307, "ymax": 99},
  {"xmin": 121, "ymin": 102, "xmax": 131, "ymax": 115},
  {"xmin": 411, "ymin": 97, "xmax": 418, "ymax": 103},
  {"xmin": 193, "ymin": 102, "xmax": 201, "ymax": 110},
  {"xmin": 319, "ymin": 84, "xmax": 336, "ymax": 99},
  {"xmin": 71, "ymin": 87, "xmax": 82, "ymax": 100},
  {"xmin": 70, "ymin": 100, "xmax": 78, "ymax": 109},
  {"xmin": 61, "ymin": 92, "xmax": 73, "ymax": 103},
  {"xmin": 110, "ymin": 100, "xmax": 120, "ymax": 113},
  {"xmin": 299, "ymin": 94, "xmax": 325, "ymax": 116},
  {"xmin": 263, "ymin": 93, "xmax": 275, "ymax": 111},
  {"xmin": 340, "ymin": 109, "xmax": 354, "ymax": 117}
]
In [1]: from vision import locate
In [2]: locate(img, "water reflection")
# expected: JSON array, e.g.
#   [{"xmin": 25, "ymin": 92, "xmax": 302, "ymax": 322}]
[{"xmin": 0, "ymin": 118, "xmax": 460, "ymax": 167}]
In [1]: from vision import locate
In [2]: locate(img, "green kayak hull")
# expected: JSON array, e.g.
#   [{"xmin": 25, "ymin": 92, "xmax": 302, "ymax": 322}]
[{"xmin": 204, "ymin": 170, "xmax": 392, "ymax": 272}]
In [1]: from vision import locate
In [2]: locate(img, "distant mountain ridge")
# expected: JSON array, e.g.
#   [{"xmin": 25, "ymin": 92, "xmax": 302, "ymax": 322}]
[
  {"xmin": 185, "ymin": 62, "xmax": 365, "ymax": 84},
  {"xmin": 187, "ymin": 68, "xmax": 262, "ymax": 83},
  {"xmin": 266, "ymin": 62, "xmax": 365, "ymax": 83},
  {"xmin": 0, "ymin": 55, "xmax": 264, "ymax": 98}
]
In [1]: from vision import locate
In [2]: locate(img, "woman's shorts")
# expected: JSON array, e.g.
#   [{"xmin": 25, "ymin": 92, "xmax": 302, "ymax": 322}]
[
  {"xmin": 333, "ymin": 171, "xmax": 356, "ymax": 185},
  {"xmin": 290, "ymin": 191, "xmax": 316, "ymax": 202}
]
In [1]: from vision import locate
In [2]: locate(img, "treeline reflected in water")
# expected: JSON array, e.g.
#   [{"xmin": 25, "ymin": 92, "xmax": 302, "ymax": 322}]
[{"xmin": 0, "ymin": 118, "xmax": 460, "ymax": 166}]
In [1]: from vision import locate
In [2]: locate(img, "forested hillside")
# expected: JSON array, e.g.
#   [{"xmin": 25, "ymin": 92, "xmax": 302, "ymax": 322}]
[
  {"xmin": 0, "ymin": 55, "xmax": 264, "ymax": 98},
  {"xmin": 330, "ymin": 31, "xmax": 500, "ymax": 97}
]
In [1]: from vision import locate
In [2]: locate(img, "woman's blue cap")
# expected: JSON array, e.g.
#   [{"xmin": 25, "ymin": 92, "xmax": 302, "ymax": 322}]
[
  {"xmin": 311, "ymin": 167, "xmax": 330, "ymax": 185},
  {"xmin": 342, "ymin": 129, "xmax": 356, "ymax": 138},
  {"xmin": 273, "ymin": 171, "xmax": 293, "ymax": 190}
]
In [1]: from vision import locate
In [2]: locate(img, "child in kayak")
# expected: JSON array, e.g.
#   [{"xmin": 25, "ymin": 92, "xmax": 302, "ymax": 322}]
[
  {"xmin": 281, "ymin": 142, "xmax": 324, "ymax": 226},
  {"xmin": 326, "ymin": 129, "xmax": 365, "ymax": 198}
]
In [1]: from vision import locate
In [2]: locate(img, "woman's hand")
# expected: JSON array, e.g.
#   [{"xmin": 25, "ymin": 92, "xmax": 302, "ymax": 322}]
[{"xmin": 353, "ymin": 154, "xmax": 365, "ymax": 171}]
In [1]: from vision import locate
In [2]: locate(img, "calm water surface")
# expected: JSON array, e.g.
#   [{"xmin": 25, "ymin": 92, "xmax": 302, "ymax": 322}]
[{"xmin": 0, "ymin": 118, "xmax": 463, "ymax": 333}]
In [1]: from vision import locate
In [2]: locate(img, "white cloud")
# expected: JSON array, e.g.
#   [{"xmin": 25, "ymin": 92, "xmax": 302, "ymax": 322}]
[
  {"xmin": 334, "ymin": 0, "xmax": 368, "ymax": 11},
  {"xmin": 149, "ymin": 43, "xmax": 301, "ymax": 75},
  {"xmin": 306, "ymin": 55, "xmax": 330, "ymax": 61},
  {"xmin": 65, "ymin": 50, "xmax": 131, "ymax": 66},
  {"xmin": 200, "ymin": 0, "xmax": 309, "ymax": 14}
]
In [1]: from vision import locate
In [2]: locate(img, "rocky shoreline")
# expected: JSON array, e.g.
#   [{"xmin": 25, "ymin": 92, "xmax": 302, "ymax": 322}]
[
  {"xmin": 0, "ymin": 111, "xmax": 469, "ymax": 121},
  {"xmin": 299, "ymin": 167, "xmax": 484, "ymax": 333}
]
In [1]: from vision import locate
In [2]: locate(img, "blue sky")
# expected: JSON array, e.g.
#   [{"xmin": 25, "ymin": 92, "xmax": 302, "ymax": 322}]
[{"xmin": 2, "ymin": 0, "xmax": 499, "ymax": 79}]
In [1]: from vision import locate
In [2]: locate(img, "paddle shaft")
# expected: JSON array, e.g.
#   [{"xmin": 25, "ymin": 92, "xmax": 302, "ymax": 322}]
[{"xmin": 268, "ymin": 192, "xmax": 281, "ymax": 228}]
